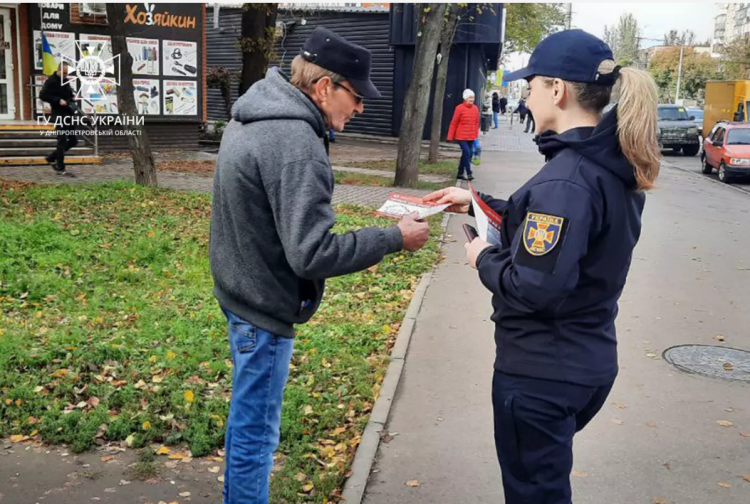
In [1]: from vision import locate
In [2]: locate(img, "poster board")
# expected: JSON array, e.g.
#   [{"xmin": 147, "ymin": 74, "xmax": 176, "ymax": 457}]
[
  {"xmin": 163, "ymin": 80, "xmax": 197, "ymax": 116},
  {"xmin": 33, "ymin": 30, "xmax": 76, "ymax": 70},
  {"xmin": 162, "ymin": 40, "xmax": 198, "ymax": 78},
  {"xmin": 133, "ymin": 79, "xmax": 161, "ymax": 115},
  {"xmin": 79, "ymin": 33, "xmax": 113, "ymax": 65},
  {"xmin": 127, "ymin": 37, "xmax": 160, "ymax": 76}
]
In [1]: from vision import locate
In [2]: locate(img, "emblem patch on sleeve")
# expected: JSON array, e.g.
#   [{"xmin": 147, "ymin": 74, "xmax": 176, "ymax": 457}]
[{"xmin": 523, "ymin": 213, "xmax": 564, "ymax": 256}]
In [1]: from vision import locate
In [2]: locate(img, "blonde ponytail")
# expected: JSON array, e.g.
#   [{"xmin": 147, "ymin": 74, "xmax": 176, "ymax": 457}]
[{"xmin": 613, "ymin": 66, "xmax": 661, "ymax": 191}]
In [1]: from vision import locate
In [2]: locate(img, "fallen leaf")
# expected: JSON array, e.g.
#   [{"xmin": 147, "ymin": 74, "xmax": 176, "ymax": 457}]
[
  {"xmin": 718, "ymin": 481, "xmax": 731, "ymax": 488},
  {"xmin": 646, "ymin": 422, "xmax": 658, "ymax": 428},
  {"xmin": 9, "ymin": 435, "xmax": 25, "ymax": 443},
  {"xmin": 156, "ymin": 446, "xmax": 171, "ymax": 455},
  {"xmin": 119, "ymin": 479, "xmax": 131, "ymax": 486},
  {"xmin": 179, "ymin": 492, "xmax": 191, "ymax": 497},
  {"xmin": 652, "ymin": 498, "xmax": 667, "ymax": 504},
  {"xmin": 303, "ymin": 405, "xmax": 313, "ymax": 415},
  {"xmin": 571, "ymin": 470, "xmax": 587, "ymax": 477},
  {"xmin": 295, "ymin": 472, "xmax": 307, "ymax": 482},
  {"xmin": 104, "ymin": 488, "xmax": 116, "ymax": 493},
  {"xmin": 613, "ymin": 402, "xmax": 627, "ymax": 409},
  {"xmin": 742, "ymin": 475, "xmax": 750, "ymax": 483},
  {"xmin": 740, "ymin": 431, "xmax": 750, "ymax": 438},
  {"xmin": 726, "ymin": 408, "xmax": 734, "ymax": 412},
  {"xmin": 723, "ymin": 362, "xmax": 734, "ymax": 371},
  {"xmin": 142, "ymin": 421, "xmax": 151, "ymax": 430},
  {"xmin": 611, "ymin": 419, "xmax": 624, "ymax": 425},
  {"xmin": 218, "ymin": 475, "xmax": 225, "ymax": 483},
  {"xmin": 406, "ymin": 479, "xmax": 421, "ymax": 487},
  {"xmin": 101, "ymin": 456, "xmax": 115, "ymax": 462},
  {"xmin": 714, "ymin": 334, "xmax": 725, "ymax": 342},
  {"xmin": 208, "ymin": 466, "xmax": 221, "ymax": 473},
  {"xmin": 331, "ymin": 427, "xmax": 346, "ymax": 436},
  {"xmin": 302, "ymin": 482, "xmax": 314, "ymax": 492},
  {"xmin": 125, "ymin": 434, "xmax": 135, "ymax": 447},
  {"xmin": 717, "ymin": 420, "xmax": 733, "ymax": 427},
  {"xmin": 168, "ymin": 452, "xmax": 187, "ymax": 460},
  {"xmin": 646, "ymin": 353, "xmax": 657, "ymax": 358},
  {"xmin": 184, "ymin": 390, "xmax": 195, "ymax": 403}
]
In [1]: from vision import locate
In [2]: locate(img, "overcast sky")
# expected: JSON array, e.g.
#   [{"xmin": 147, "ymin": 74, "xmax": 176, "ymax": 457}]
[{"xmin": 505, "ymin": 2, "xmax": 720, "ymax": 70}]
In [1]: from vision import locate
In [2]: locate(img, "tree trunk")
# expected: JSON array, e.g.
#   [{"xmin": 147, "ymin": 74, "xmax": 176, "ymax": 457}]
[
  {"xmin": 238, "ymin": 3, "xmax": 278, "ymax": 97},
  {"xmin": 106, "ymin": 4, "xmax": 157, "ymax": 187},
  {"xmin": 394, "ymin": 4, "xmax": 448, "ymax": 187},
  {"xmin": 427, "ymin": 5, "xmax": 460, "ymax": 164}
]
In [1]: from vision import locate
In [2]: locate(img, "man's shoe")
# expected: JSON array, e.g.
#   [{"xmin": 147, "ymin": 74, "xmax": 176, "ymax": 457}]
[
  {"xmin": 467, "ymin": 174, "xmax": 475, "ymax": 181},
  {"xmin": 457, "ymin": 174, "xmax": 467, "ymax": 180}
]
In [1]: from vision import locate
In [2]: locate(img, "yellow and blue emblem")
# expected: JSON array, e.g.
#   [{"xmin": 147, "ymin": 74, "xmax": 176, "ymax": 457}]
[{"xmin": 523, "ymin": 212, "xmax": 564, "ymax": 256}]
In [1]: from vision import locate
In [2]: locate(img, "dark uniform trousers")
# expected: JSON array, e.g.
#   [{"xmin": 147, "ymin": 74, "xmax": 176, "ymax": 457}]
[{"xmin": 492, "ymin": 371, "xmax": 614, "ymax": 504}]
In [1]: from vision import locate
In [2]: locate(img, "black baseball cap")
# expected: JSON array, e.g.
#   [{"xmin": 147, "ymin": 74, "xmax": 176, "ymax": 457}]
[
  {"xmin": 504, "ymin": 29, "xmax": 616, "ymax": 85},
  {"xmin": 300, "ymin": 27, "xmax": 381, "ymax": 99}
]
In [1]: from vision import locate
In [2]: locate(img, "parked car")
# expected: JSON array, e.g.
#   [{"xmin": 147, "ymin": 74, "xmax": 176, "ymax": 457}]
[
  {"xmin": 687, "ymin": 107, "xmax": 704, "ymax": 135},
  {"xmin": 701, "ymin": 121, "xmax": 750, "ymax": 183},
  {"xmin": 657, "ymin": 105, "xmax": 701, "ymax": 156},
  {"xmin": 506, "ymin": 98, "xmax": 520, "ymax": 114}
]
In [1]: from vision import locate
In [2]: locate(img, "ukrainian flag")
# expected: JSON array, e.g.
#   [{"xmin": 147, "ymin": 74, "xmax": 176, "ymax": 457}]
[{"xmin": 41, "ymin": 32, "xmax": 58, "ymax": 76}]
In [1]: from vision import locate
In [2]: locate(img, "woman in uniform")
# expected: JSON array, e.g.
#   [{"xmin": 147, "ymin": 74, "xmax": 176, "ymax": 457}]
[{"xmin": 424, "ymin": 29, "xmax": 661, "ymax": 504}]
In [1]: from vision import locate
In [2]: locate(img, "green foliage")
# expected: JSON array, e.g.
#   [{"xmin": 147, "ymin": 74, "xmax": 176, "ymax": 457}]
[
  {"xmin": 503, "ymin": 3, "xmax": 567, "ymax": 56},
  {"xmin": 649, "ymin": 47, "xmax": 721, "ymax": 103},
  {"xmin": 603, "ymin": 13, "xmax": 640, "ymax": 66},
  {"xmin": 720, "ymin": 38, "xmax": 750, "ymax": 81}
]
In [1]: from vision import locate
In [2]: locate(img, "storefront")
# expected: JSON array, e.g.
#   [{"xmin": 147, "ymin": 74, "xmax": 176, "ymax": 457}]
[{"xmin": 2, "ymin": 3, "xmax": 205, "ymax": 150}]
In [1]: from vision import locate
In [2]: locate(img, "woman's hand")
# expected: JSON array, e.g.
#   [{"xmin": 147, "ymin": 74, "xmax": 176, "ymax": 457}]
[
  {"xmin": 423, "ymin": 187, "xmax": 472, "ymax": 214},
  {"xmin": 465, "ymin": 238, "xmax": 491, "ymax": 269}
]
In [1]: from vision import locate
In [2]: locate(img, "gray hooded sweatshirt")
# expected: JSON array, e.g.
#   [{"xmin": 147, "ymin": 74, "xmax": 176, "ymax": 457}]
[{"xmin": 209, "ymin": 68, "xmax": 404, "ymax": 337}]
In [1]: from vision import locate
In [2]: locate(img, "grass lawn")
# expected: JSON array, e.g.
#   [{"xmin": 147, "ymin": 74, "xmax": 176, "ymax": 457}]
[
  {"xmin": 0, "ymin": 179, "xmax": 442, "ymax": 502},
  {"xmin": 332, "ymin": 170, "xmax": 445, "ymax": 191},
  {"xmin": 345, "ymin": 159, "xmax": 458, "ymax": 177}
]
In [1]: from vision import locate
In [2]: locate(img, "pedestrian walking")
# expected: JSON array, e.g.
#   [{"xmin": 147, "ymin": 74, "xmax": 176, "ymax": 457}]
[
  {"xmin": 524, "ymin": 109, "xmax": 535, "ymax": 134},
  {"xmin": 40, "ymin": 61, "xmax": 77, "ymax": 176},
  {"xmin": 210, "ymin": 27, "xmax": 430, "ymax": 504},
  {"xmin": 424, "ymin": 29, "xmax": 660, "ymax": 504},
  {"xmin": 492, "ymin": 92, "xmax": 501, "ymax": 128},
  {"xmin": 516, "ymin": 97, "xmax": 528, "ymax": 124},
  {"xmin": 447, "ymin": 89, "xmax": 480, "ymax": 181},
  {"xmin": 499, "ymin": 95, "xmax": 508, "ymax": 115}
]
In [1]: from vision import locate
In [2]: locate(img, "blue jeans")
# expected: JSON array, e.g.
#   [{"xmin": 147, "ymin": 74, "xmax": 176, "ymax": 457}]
[
  {"xmin": 493, "ymin": 111, "xmax": 499, "ymax": 128},
  {"xmin": 458, "ymin": 140, "xmax": 473, "ymax": 177},
  {"xmin": 222, "ymin": 308, "xmax": 295, "ymax": 504}
]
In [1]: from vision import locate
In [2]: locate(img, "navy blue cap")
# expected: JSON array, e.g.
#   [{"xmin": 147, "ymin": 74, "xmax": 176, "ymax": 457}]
[
  {"xmin": 504, "ymin": 30, "xmax": 615, "ymax": 85},
  {"xmin": 300, "ymin": 27, "xmax": 381, "ymax": 99}
]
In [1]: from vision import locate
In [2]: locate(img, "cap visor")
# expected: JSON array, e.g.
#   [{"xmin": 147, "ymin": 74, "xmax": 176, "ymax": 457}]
[
  {"xmin": 502, "ymin": 67, "xmax": 534, "ymax": 82},
  {"xmin": 349, "ymin": 77, "xmax": 381, "ymax": 99}
]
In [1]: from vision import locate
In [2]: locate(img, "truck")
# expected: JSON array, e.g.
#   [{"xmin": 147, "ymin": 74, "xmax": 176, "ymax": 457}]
[{"xmin": 703, "ymin": 80, "xmax": 750, "ymax": 134}]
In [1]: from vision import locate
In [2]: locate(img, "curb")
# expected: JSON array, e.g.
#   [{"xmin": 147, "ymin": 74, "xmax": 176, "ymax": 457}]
[
  {"xmin": 341, "ymin": 210, "xmax": 453, "ymax": 504},
  {"xmin": 661, "ymin": 157, "xmax": 750, "ymax": 197}
]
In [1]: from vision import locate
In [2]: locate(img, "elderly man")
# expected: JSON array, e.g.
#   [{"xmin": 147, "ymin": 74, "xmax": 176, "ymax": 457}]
[
  {"xmin": 40, "ymin": 61, "xmax": 77, "ymax": 176},
  {"xmin": 210, "ymin": 27, "xmax": 430, "ymax": 504}
]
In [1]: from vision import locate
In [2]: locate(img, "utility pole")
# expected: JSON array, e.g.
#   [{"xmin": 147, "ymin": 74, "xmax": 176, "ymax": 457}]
[
  {"xmin": 675, "ymin": 44, "xmax": 684, "ymax": 104},
  {"xmin": 567, "ymin": 3, "xmax": 572, "ymax": 30}
]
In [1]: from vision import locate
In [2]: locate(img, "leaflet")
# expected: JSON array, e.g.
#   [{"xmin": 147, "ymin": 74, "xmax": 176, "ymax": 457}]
[
  {"xmin": 469, "ymin": 184, "xmax": 503, "ymax": 246},
  {"xmin": 376, "ymin": 193, "xmax": 449, "ymax": 220}
]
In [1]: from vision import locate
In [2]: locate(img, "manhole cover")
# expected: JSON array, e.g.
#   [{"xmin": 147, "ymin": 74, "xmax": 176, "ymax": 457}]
[{"xmin": 663, "ymin": 345, "xmax": 750, "ymax": 382}]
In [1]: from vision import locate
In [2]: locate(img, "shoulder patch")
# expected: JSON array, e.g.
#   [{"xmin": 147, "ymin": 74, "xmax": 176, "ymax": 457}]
[{"xmin": 522, "ymin": 212, "xmax": 564, "ymax": 256}]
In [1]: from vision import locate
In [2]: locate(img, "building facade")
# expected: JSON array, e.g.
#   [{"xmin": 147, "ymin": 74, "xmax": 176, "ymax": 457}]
[
  {"xmin": 0, "ymin": 3, "xmax": 206, "ymax": 150},
  {"xmin": 714, "ymin": 3, "xmax": 750, "ymax": 48}
]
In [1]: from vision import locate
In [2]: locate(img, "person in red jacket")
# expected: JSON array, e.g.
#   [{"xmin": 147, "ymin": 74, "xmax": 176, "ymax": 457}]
[{"xmin": 448, "ymin": 89, "xmax": 480, "ymax": 180}]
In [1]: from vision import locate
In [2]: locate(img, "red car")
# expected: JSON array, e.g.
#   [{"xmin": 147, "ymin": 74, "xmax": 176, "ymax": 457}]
[{"xmin": 702, "ymin": 122, "xmax": 750, "ymax": 183}]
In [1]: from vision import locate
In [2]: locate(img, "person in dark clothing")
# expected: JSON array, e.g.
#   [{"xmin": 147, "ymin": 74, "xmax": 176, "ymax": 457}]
[
  {"xmin": 516, "ymin": 97, "xmax": 528, "ymax": 123},
  {"xmin": 492, "ymin": 92, "xmax": 500, "ymax": 128},
  {"xmin": 524, "ymin": 109, "xmax": 535, "ymax": 133},
  {"xmin": 424, "ymin": 29, "xmax": 660, "ymax": 504},
  {"xmin": 499, "ymin": 96, "xmax": 508, "ymax": 114},
  {"xmin": 40, "ymin": 62, "xmax": 77, "ymax": 176}
]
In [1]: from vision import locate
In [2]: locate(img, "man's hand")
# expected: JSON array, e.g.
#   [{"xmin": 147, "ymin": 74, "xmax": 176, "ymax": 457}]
[
  {"xmin": 423, "ymin": 187, "xmax": 472, "ymax": 214},
  {"xmin": 59, "ymin": 99, "xmax": 67, "ymax": 107},
  {"xmin": 465, "ymin": 237, "xmax": 491, "ymax": 269},
  {"xmin": 397, "ymin": 213, "xmax": 430, "ymax": 252}
]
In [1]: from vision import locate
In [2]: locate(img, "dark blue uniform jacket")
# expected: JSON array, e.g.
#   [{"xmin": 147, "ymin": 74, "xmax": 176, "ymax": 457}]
[{"xmin": 475, "ymin": 110, "xmax": 645, "ymax": 386}]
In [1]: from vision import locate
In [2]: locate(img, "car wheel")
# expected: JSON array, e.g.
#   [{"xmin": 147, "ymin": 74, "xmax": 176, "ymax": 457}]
[
  {"xmin": 718, "ymin": 162, "xmax": 731, "ymax": 184},
  {"xmin": 701, "ymin": 154, "xmax": 713, "ymax": 174},
  {"xmin": 682, "ymin": 144, "xmax": 700, "ymax": 156}
]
